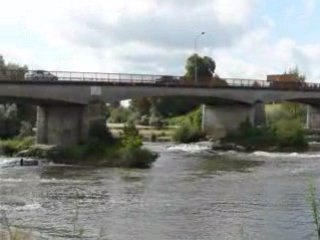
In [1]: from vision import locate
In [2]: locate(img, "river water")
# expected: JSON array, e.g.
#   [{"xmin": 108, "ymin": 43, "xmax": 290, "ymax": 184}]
[{"xmin": 0, "ymin": 142, "xmax": 320, "ymax": 239}]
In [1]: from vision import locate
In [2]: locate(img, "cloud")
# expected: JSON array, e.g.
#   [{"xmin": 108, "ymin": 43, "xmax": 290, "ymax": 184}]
[
  {"xmin": 2, "ymin": 0, "xmax": 320, "ymax": 82},
  {"xmin": 64, "ymin": 0, "xmax": 255, "ymax": 51}
]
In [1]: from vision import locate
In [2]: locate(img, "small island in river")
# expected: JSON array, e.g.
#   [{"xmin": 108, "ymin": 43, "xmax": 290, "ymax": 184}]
[{"xmin": 0, "ymin": 122, "xmax": 158, "ymax": 169}]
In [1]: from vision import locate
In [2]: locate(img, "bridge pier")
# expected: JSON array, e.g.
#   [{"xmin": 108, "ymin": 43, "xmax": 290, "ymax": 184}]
[
  {"xmin": 253, "ymin": 101, "xmax": 266, "ymax": 126},
  {"xmin": 306, "ymin": 105, "xmax": 320, "ymax": 130},
  {"xmin": 36, "ymin": 102, "xmax": 106, "ymax": 146},
  {"xmin": 202, "ymin": 102, "xmax": 266, "ymax": 139}
]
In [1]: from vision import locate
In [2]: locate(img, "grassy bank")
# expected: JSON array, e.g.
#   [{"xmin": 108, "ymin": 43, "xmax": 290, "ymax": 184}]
[{"xmin": 108, "ymin": 123, "xmax": 175, "ymax": 142}]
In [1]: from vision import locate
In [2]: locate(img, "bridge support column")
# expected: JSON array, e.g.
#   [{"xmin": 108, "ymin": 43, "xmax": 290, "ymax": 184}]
[
  {"xmin": 36, "ymin": 102, "xmax": 106, "ymax": 146},
  {"xmin": 253, "ymin": 101, "xmax": 266, "ymax": 127},
  {"xmin": 306, "ymin": 105, "xmax": 320, "ymax": 130},
  {"xmin": 202, "ymin": 102, "xmax": 266, "ymax": 139}
]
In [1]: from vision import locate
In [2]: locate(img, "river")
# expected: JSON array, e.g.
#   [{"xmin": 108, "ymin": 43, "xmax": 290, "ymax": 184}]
[{"xmin": 0, "ymin": 142, "xmax": 320, "ymax": 239}]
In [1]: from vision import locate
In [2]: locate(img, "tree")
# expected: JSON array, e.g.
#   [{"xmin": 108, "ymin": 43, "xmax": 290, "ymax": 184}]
[
  {"xmin": 130, "ymin": 98, "xmax": 152, "ymax": 116},
  {"xmin": 0, "ymin": 55, "xmax": 35, "ymax": 138},
  {"xmin": 128, "ymin": 54, "xmax": 219, "ymax": 120},
  {"xmin": 284, "ymin": 66, "xmax": 305, "ymax": 82},
  {"xmin": 0, "ymin": 55, "xmax": 28, "ymax": 81},
  {"xmin": 185, "ymin": 54, "xmax": 216, "ymax": 79},
  {"xmin": 281, "ymin": 67, "xmax": 307, "ymax": 121}
]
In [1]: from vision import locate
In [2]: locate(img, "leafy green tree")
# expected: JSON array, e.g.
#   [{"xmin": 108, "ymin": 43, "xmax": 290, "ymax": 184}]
[
  {"xmin": 129, "ymin": 54, "xmax": 218, "ymax": 120},
  {"xmin": 267, "ymin": 67, "xmax": 307, "ymax": 124},
  {"xmin": 0, "ymin": 55, "xmax": 35, "ymax": 138},
  {"xmin": 272, "ymin": 118, "xmax": 307, "ymax": 148},
  {"xmin": 0, "ymin": 104, "xmax": 20, "ymax": 138},
  {"xmin": 185, "ymin": 54, "xmax": 216, "ymax": 79},
  {"xmin": 0, "ymin": 56, "xmax": 28, "ymax": 81},
  {"xmin": 130, "ymin": 98, "xmax": 152, "ymax": 116}
]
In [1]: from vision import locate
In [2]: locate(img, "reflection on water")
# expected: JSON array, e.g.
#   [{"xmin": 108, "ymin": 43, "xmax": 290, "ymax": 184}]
[{"xmin": 0, "ymin": 142, "xmax": 319, "ymax": 239}]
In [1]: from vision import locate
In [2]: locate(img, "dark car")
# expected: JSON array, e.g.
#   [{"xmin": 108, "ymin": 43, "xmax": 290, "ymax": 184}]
[
  {"xmin": 25, "ymin": 70, "xmax": 58, "ymax": 81},
  {"xmin": 155, "ymin": 75, "xmax": 179, "ymax": 85}
]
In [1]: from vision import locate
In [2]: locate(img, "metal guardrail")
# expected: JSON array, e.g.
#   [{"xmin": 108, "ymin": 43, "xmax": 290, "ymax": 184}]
[{"xmin": 1, "ymin": 69, "xmax": 320, "ymax": 90}]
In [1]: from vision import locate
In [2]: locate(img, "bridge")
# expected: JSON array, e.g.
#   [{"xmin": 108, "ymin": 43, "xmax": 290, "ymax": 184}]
[{"xmin": 1, "ymin": 70, "xmax": 320, "ymax": 145}]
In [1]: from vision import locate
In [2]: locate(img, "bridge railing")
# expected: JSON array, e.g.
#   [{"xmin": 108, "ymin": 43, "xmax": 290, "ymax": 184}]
[
  {"xmin": 2, "ymin": 69, "xmax": 320, "ymax": 90},
  {"xmin": 51, "ymin": 71, "xmax": 163, "ymax": 83}
]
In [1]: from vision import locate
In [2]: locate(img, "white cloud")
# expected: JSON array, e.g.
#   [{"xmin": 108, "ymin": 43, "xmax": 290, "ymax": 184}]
[
  {"xmin": 212, "ymin": 0, "xmax": 256, "ymax": 25},
  {"xmin": 1, "ymin": 0, "xmax": 320, "ymax": 83}
]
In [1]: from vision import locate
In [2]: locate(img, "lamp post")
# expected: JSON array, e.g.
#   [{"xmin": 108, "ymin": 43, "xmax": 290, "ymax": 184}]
[{"xmin": 194, "ymin": 31, "xmax": 205, "ymax": 84}]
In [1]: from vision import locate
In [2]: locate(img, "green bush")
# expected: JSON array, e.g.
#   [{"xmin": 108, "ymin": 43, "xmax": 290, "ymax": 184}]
[
  {"xmin": 117, "ymin": 147, "xmax": 158, "ymax": 168},
  {"xmin": 272, "ymin": 119, "xmax": 308, "ymax": 149},
  {"xmin": 48, "ymin": 123, "xmax": 158, "ymax": 168},
  {"xmin": 223, "ymin": 117, "xmax": 308, "ymax": 151},
  {"xmin": 170, "ymin": 107, "xmax": 205, "ymax": 143},
  {"xmin": 87, "ymin": 120, "xmax": 115, "ymax": 144},
  {"xmin": 0, "ymin": 136, "xmax": 35, "ymax": 156},
  {"xmin": 172, "ymin": 123, "xmax": 205, "ymax": 143},
  {"xmin": 169, "ymin": 107, "xmax": 202, "ymax": 128},
  {"xmin": 108, "ymin": 107, "xmax": 132, "ymax": 123}
]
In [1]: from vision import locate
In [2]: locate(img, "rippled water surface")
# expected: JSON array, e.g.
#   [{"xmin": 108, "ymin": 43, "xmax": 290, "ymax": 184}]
[{"xmin": 1, "ymin": 142, "xmax": 320, "ymax": 239}]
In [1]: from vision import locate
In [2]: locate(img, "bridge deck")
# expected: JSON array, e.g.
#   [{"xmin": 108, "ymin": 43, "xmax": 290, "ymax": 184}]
[{"xmin": 1, "ymin": 70, "xmax": 320, "ymax": 91}]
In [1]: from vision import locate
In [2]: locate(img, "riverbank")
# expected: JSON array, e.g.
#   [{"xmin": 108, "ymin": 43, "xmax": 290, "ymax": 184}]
[{"xmin": 108, "ymin": 123, "xmax": 175, "ymax": 142}]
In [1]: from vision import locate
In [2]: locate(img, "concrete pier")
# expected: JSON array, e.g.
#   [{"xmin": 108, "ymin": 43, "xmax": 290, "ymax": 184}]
[
  {"xmin": 36, "ymin": 102, "xmax": 106, "ymax": 146},
  {"xmin": 202, "ymin": 102, "xmax": 266, "ymax": 139}
]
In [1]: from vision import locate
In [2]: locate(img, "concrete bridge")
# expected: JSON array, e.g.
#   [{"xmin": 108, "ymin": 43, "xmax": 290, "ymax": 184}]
[{"xmin": 1, "ymin": 70, "xmax": 320, "ymax": 145}]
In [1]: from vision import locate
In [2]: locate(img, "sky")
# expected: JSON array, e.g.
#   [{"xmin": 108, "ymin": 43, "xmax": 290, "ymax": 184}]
[{"xmin": 1, "ymin": 0, "xmax": 320, "ymax": 81}]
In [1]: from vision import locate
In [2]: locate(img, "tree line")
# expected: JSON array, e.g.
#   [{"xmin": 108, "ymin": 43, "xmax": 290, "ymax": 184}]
[{"xmin": 0, "ymin": 55, "xmax": 35, "ymax": 139}]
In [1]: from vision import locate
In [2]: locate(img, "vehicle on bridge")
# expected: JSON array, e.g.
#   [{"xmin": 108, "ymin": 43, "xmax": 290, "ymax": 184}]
[
  {"xmin": 155, "ymin": 75, "xmax": 179, "ymax": 85},
  {"xmin": 267, "ymin": 74, "xmax": 306, "ymax": 90},
  {"xmin": 25, "ymin": 70, "xmax": 58, "ymax": 81}
]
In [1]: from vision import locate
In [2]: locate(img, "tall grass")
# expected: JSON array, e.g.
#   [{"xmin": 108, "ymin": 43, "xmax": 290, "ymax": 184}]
[
  {"xmin": 308, "ymin": 181, "xmax": 320, "ymax": 239},
  {"xmin": 0, "ymin": 210, "xmax": 33, "ymax": 240}
]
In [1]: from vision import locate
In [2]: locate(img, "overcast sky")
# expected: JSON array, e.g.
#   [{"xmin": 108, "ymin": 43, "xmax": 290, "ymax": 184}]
[{"xmin": 1, "ymin": 0, "xmax": 320, "ymax": 80}]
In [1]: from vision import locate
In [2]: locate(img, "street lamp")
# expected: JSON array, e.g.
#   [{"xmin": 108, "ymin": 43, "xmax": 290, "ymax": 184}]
[{"xmin": 194, "ymin": 31, "xmax": 205, "ymax": 84}]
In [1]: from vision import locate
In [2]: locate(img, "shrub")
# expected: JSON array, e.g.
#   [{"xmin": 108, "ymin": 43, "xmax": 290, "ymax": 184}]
[
  {"xmin": 121, "ymin": 123, "xmax": 143, "ymax": 149},
  {"xmin": 108, "ymin": 107, "xmax": 132, "ymax": 123},
  {"xmin": 272, "ymin": 118, "xmax": 308, "ymax": 149},
  {"xmin": 0, "ymin": 136, "xmax": 35, "ymax": 156},
  {"xmin": 172, "ymin": 123, "xmax": 205, "ymax": 143},
  {"xmin": 118, "ymin": 147, "xmax": 157, "ymax": 168},
  {"xmin": 87, "ymin": 120, "xmax": 115, "ymax": 144},
  {"xmin": 118, "ymin": 123, "xmax": 157, "ymax": 168},
  {"xmin": 223, "ymin": 117, "xmax": 308, "ymax": 151}
]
